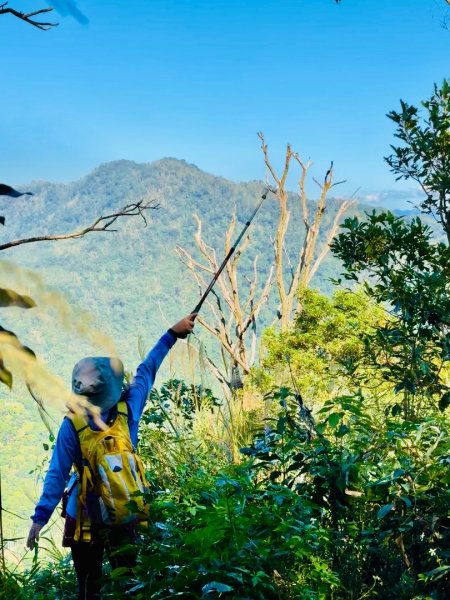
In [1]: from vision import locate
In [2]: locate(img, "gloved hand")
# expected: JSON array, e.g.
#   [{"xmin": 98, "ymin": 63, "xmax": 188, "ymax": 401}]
[
  {"xmin": 169, "ymin": 313, "xmax": 197, "ymax": 339},
  {"xmin": 27, "ymin": 522, "xmax": 43, "ymax": 550}
]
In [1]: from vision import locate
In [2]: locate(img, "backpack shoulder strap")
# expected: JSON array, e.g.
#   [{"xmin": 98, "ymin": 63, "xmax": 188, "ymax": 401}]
[
  {"xmin": 68, "ymin": 412, "xmax": 89, "ymax": 435},
  {"xmin": 117, "ymin": 400, "xmax": 128, "ymax": 418}
]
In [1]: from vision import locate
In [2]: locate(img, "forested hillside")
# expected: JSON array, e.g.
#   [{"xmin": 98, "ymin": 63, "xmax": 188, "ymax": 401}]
[{"xmin": 2, "ymin": 157, "xmax": 381, "ymax": 377}]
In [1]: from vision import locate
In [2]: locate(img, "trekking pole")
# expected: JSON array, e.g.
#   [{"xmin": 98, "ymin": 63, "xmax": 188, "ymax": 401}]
[{"xmin": 191, "ymin": 186, "xmax": 275, "ymax": 315}]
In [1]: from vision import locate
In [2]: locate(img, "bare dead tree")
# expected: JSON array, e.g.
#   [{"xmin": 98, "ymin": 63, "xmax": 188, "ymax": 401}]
[
  {"xmin": 0, "ymin": 2, "xmax": 58, "ymax": 30},
  {"xmin": 177, "ymin": 211, "xmax": 273, "ymax": 394},
  {"xmin": 0, "ymin": 198, "xmax": 159, "ymax": 252},
  {"xmin": 292, "ymin": 154, "xmax": 355, "ymax": 308},
  {"xmin": 258, "ymin": 132, "xmax": 355, "ymax": 329},
  {"xmin": 178, "ymin": 135, "xmax": 354, "ymax": 391}
]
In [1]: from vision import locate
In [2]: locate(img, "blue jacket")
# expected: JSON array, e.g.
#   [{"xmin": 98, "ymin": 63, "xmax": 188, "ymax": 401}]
[{"xmin": 31, "ymin": 330, "xmax": 177, "ymax": 526}]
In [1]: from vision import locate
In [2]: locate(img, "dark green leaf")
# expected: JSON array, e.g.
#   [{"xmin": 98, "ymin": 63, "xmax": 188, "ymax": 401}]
[
  {"xmin": 328, "ymin": 412, "xmax": 342, "ymax": 428},
  {"xmin": 377, "ymin": 503, "xmax": 394, "ymax": 519},
  {"xmin": 391, "ymin": 404, "xmax": 402, "ymax": 416}
]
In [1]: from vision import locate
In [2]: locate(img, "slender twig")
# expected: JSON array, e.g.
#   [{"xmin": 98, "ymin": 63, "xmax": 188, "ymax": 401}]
[
  {"xmin": 0, "ymin": 2, "xmax": 58, "ymax": 30},
  {"xmin": 0, "ymin": 198, "xmax": 159, "ymax": 251}
]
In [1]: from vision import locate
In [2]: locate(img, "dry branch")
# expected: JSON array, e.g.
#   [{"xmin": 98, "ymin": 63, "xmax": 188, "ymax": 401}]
[
  {"xmin": 0, "ymin": 198, "xmax": 159, "ymax": 252},
  {"xmin": 177, "ymin": 209, "xmax": 273, "ymax": 389},
  {"xmin": 179, "ymin": 134, "xmax": 354, "ymax": 392},
  {"xmin": 0, "ymin": 2, "xmax": 58, "ymax": 30},
  {"xmin": 260, "ymin": 134, "xmax": 353, "ymax": 326},
  {"xmin": 308, "ymin": 197, "xmax": 355, "ymax": 282}
]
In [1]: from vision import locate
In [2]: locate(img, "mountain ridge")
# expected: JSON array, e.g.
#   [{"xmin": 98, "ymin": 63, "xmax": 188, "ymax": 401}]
[
  {"xmin": 1, "ymin": 157, "xmax": 435, "ymax": 378},
  {"xmin": 2, "ymin": 157, "xmax": 362, "ymax": 378},
  {"xmin": 15, "ymin": 157, "xmax": 425, "ymax": 217}
]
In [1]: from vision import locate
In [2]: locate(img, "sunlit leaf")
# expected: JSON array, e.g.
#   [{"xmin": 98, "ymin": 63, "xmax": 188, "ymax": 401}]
[{"xmin": 0, "ymin": 288, "xmax": 36, "ymax": 308}]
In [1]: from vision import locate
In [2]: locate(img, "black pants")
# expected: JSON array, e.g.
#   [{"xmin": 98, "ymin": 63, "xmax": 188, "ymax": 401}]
[{"xmin": 69, "ymin": 522, "xmax": 138, "ymax": 600}]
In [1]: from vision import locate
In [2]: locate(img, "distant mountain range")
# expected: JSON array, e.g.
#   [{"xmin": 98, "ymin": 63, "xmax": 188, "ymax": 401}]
[{"xmin": 0, "ymin": 158, "xmax": 437, "ymax": 376}]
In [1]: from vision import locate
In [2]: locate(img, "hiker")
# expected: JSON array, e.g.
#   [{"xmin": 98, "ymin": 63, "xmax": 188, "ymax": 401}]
[{"xmin": 26, "ymin": 313, "xmax": 196, "ymax": 599}]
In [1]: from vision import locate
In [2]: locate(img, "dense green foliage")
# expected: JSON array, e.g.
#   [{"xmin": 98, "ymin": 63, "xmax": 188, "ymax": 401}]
[
  {"xmin": 5, "ymin": 383, "xmax": 448, "ymax": 599},
  {"xmin": 255, "ymin": 288, "xmax": 386, "ymax": 402},
  {"xmin": 331, "ymin": 211, "xmax": 450, "ymax": 417}
]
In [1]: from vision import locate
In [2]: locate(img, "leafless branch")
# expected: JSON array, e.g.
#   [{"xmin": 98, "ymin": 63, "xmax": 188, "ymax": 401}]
[
  {"xmin": 292, "ymin": 152, "xmax": 312, "ymax": 228},
  {"xmin": 0, "ymin": 198, "xmax": 159, "ymax": 252},
  {"xmin": 0, "ymin": 2, "xmax": 58, "ymax": 30},
  {"xmin": 176, "ymin": 246, "xmax": 215, "ymax": 276},
  {"xmin": 258, "ymin": 132, "xmax": 281, "ymax": 187},
  {"xmin": 199, "ymin": 348, "xmax": 229, "ymax": 391},
  {"xmin": 241, "ymin": 264, "xmax": 273, "ymax": 336},
  {"xmin": 312, "ymin": 177, "xmax": 323, "ymax": 190},
  {"xmin": 178, "ymin": 208, "xmax": 274, "ymax": 383},
  {"xmin": 331, "ymin": 179, "xmax": 347, "ymax": 188},
  {"xmin": 308, "ymin": 198, "xmax": 356, "ymax": 282}
]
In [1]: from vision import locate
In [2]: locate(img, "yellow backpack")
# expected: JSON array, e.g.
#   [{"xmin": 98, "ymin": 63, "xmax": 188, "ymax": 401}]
[{"xmin": 71, "ymin": 401, "xmax": 149, "ymax": 542}]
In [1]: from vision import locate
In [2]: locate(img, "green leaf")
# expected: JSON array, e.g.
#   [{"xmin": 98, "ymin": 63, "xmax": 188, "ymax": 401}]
[
  {"xmin": 110, "ymin": 566, "xmax": 130, "ymax": 579},
  {"xmin": 277, "ymin": 416, "xmax": 287, "ymax": 434},
  {"xmin": 336, "ymin": 424, "xmax": 350, "ymax": 437},
  {"xmin": 315, "ymin": 423, "xmax": 326, "ymax": 435},
  {"xmin": 202, "ymin": 581, "xmax": 234, "ymax": 593},
  {"xmin": 423, "ymin": 565, "xmax": 450, "ymax": 581},
  {"xmin": 399, "ymin": 496, "xmax": 412, "ymax": 508},
  {"xmin": 391, "ymin": 404, "xmax": 402, "ymax": 416},
  {"xmin": 127, "ymin": 583, "xmax": 145, "ymax": 593},
  {"xmin": 328, "ymin": 412, "xmax": 342, "ymax": 428},
  {"xmin": 377, "ymin": 503, "xmax": 394, "ymax": 519}
]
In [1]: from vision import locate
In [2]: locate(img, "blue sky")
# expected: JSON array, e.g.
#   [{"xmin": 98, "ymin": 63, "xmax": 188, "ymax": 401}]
[{"xmin": 1, "ymin": 0, "xmax": 449, "ymax": 205}]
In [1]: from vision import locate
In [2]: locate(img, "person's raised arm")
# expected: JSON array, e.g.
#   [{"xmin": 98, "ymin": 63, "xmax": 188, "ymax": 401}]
[{"xmin": 127, "ymin": 314, "xmax": 196, "ymax": 421}]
